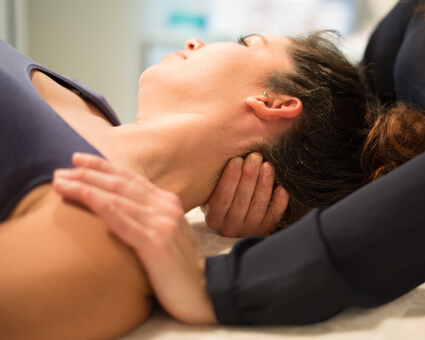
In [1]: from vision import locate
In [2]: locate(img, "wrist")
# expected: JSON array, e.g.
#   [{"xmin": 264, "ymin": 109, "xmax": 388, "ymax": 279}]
[{"xmin": 177, "ymin": 259, "xmax": 218, "ymax": 325}]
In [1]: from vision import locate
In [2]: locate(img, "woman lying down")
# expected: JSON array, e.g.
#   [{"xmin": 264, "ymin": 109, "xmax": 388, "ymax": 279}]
[{"xmin": 1, "ymin": 28, "xmax": 424, "ymax": 339}]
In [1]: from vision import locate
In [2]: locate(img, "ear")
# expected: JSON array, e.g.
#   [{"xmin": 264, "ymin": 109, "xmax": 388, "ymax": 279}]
[{"xmin": 246, "ymin": 93, "xmax": 302, "ymax": 121}]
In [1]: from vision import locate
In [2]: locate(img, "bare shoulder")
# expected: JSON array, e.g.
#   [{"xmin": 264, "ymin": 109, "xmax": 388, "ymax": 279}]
[{"xmin": 0, "ymin": 186, "xmax": 153, "ymax": 339}]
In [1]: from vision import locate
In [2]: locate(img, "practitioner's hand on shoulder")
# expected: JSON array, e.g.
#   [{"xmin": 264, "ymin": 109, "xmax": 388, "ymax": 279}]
[
  {"xmin": 202, "ymin": 153, "xmax": 289, "ymax": 237},
  {"xmin": 52, "ymin": 153, "xmax": 217, "ymax": 325}
]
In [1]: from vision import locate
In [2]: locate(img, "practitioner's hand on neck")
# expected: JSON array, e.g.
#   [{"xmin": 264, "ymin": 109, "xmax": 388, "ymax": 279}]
[{"xmin": 202, "ymin": 153, "xmax": 289, "ymax": 237}]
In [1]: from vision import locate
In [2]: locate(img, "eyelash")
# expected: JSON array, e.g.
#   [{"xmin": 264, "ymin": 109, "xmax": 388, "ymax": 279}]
[{"xmin": 238, "ymin": 35, "xmax": 249, "ymax": 47}]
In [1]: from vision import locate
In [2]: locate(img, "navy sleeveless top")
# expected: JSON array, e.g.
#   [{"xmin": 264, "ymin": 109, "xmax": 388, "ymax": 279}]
[{"xmin": 0, "ymin": 40, "xmax": 121, "ymax": 222}]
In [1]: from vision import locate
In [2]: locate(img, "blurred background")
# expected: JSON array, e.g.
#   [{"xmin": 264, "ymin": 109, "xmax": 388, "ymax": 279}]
[{"xmin": 0, "ymin": 0, "xmax": 398, "ymax": 123}]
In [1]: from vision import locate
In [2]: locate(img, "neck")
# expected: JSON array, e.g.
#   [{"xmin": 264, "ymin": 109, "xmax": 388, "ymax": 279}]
[
  {"xmin": 110, "ymin": 115, "xmax": 228, "ymax": 212},
  {"xmin": 31, "ymin": 68, "xmax": 242, "ymax": 211}
]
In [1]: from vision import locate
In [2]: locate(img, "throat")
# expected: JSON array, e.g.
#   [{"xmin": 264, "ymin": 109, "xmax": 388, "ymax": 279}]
[{"xmin": 114, "ymin": 122, "xmax": 222, "ymax": 212}]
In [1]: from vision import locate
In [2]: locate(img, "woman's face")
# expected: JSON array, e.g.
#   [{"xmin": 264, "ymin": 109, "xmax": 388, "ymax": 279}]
[{"xmin": 137, "ymin": 34, "xmax": 295, "ymax": 151}]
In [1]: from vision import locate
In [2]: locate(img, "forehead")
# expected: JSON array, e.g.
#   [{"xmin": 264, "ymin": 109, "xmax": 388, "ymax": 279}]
[{"xmin": 250, "ymin": 34, "xmax": 295, "ymax": 73}]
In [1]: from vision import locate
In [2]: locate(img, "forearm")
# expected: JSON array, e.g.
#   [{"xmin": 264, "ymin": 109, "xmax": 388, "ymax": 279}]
[
  {"xmin": 206, "ymin": 210, "xmax": 351, "ymax": 325},
  {"xmin": 206, "ymin": 152, "xmax": 425, "ymax": 325},
  {"xmin": 321, "ymin": 151, "xmax": 425, "ymax": 306}
]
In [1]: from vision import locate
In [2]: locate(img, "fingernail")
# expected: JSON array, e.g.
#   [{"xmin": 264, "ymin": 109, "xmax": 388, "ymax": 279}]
[
  {"xmin": 261, "ymin": 162, "xmax": 273, "ymax": 176},
  {"xmin": 72, "ymin": 152, "xmax": 92, "ymax": 163},
  {"xmin": 231, "ymin": 157, "xmax": 243, "ymax": 169},
  {"xmin": 54, "ymin": 169, "xmax": 72, "ymax": 178},
  {"xmin": 72, "ymin": 152, "xmax": 82, "ymax": 160},
  {"xmin": 250, "ymin": 153, "xmax": 263, "ymax": 166},
  {"xmin": 277, "ymin": 186, "xmax": 287, "ymax": 197},
  {"xmin": 53, "ymin": 177, "xmax": 68, "ymax": 189}
]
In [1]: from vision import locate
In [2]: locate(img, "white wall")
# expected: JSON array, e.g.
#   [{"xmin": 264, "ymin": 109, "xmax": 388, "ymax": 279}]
[
  {"xmin": 25, "ymin": 0, "xmax": 145, "ymax": 123},
  {"xmin": 0, "ymin": 0, "xmax": 27, "ymax": 53},
  {"xmin": 0, "ymin": 0, "xmax": 8, "ymax": 41}
]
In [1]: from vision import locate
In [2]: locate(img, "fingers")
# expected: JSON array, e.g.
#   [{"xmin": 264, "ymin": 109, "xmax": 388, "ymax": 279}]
[
  {"xmin": 54, "ymin": 153, "xmax": 164, "ymax": 204},
  {"xmin": 204, "ymin": 153, "xmax": 289, "ymax": 237},
  {"xmin": 54, "ymin": 166, "xmax": 156, "ymax": 205},
  {"xmin": 260, "ymin": 186, "xmax": 289, "ymax": 235},
  {"xmin": 243, "ymin": 162, "xmax": 275, "ymax": 234},
  {"xmin": 53, "ymin": 174, "xmax": 184, "ymax": 250},
  {"xmin": 220, "ymin": 153, "xmax": 263, "ymax": 234},
  {"xmin": 53, "ymin": 176, "xmax": 141, "ymax": 239},
  {"xmin": 203, "ymin": 157, "xmax": 244, "ymax": 230},
  {"xmin": 72, "ymin": 152, "xmax": 138, "ymax": 182},
  {"xmin": 61, "ymin": 153, "xmax": 288, "ymax": 239}
]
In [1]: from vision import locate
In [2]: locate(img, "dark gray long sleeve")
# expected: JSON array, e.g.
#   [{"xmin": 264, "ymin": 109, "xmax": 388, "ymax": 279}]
[{"xmin": 206, "ymin": 151, "xmax": 425, "ymax": 325}]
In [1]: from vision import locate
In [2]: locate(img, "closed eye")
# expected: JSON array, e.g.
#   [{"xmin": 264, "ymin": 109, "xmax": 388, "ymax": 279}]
[{"xmin": 238, "ymin": 35, "xmax": 249, "ymax": 47}]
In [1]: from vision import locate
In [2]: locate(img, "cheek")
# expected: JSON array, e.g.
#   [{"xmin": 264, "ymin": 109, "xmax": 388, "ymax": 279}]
[{"xmin": 189, "ymin": 49, "xmax": 248, "ymax": 83}]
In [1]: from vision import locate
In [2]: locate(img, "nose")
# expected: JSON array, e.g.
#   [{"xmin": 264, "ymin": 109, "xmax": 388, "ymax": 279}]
[{"xmin": 185, "ymin": 38, "xmax": 206, "ymax": 51}]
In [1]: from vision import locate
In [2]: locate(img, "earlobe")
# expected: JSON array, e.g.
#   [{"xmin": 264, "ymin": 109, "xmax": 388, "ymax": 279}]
[{"xmin": 246, "ymin": 94, "xmax": 302, "ymax": 121}]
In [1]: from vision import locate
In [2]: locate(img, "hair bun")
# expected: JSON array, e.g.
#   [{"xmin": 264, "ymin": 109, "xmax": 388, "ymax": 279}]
[{"xmin": 361, "ymin": 104, "xmax": 425, "ymax": 181}]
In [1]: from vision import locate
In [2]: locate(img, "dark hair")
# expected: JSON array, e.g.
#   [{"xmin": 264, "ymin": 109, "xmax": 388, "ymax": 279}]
[{"xmin": 257, "ymin": 31, "xmax": 425, "ymax": 231}]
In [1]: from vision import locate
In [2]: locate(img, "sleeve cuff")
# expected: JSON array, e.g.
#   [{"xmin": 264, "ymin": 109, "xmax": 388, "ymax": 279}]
[{"xmin": 205, "ymin": 238, "xmax": 263, "ymax": 324}]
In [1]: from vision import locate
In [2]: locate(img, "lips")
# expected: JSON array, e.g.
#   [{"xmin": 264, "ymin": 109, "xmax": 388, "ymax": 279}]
[
  {"xmin": 161, "ymin": 50, "xmax": 186, "ymax": 63},
  {"xmin": 174, "ymin": 50, "xmax": 187, "ymax": 59}
]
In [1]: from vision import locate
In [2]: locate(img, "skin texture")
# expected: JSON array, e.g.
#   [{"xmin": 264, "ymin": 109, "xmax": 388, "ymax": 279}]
[
  {"xmin": 0, "ymin": 185, "xmax": 153, "ymax": 339},
  {"xmin": 78, "ymin": 34, "xmax": 302, "ymax": 215},
  {"xmin": 125, "ymin": 35, "xmax": 302, "ymax": 215},
  {"xmin": 52, "ymin": 153, "xmax": 288, "ymax": 324},
  {"xmin": 2, "ymin": 34, "xmax": 298, "ymax": 336}
]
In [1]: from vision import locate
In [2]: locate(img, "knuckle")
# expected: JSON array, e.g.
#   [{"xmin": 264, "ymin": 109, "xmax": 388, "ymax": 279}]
[
  {"xmin": 134, "ymin": 176, "xmax": 150, "ymax": 190},
  {"xmin": 80, "ymin": 185, "xmax": 92, "ymax": 202},
  {"xmin": 169, "ymin": 205, "xmax": 184, "ymax": 221},
  {"xmin": 168, "ymin": 192, "xmax": 183, "ymax": 207},
  {"xmin": 226, "ymin": 169, "xmax": 242, "ymax": 181},
  {"xmin": 160, "ymin": 193, "xmax": 185, "ymax": 217},
  {"xmin": 205, "ymin": 214, "xmax": 220, "ymax": 230},
  {"xmin": 117, "ymin": 219, "xmax": 133, "ymax": 236},
  {"xmin": 110, "ymin": 177, "xmax": 126, "ymax": 192},
  {"xmin": 164, "ymin": 192, "xmax": 184, "ymax": 211},
  {"xmin": 219, "ymin": 225, "xmax": 239, "ymax": 238},
  {"xmin": 216, "ymin": 192, "xmax": 233, "ymax": 208},
  {"xmin": 242, "ymin": 166, "xmax": 259, "ymax": 181},
  {"xmin": 111, "ymin": 194, "xmax": 123, "ymax": 207},
  {"xmin": 234, "ymin": 194, "xmax": 250, "ymax": 208},
  {"xmin": 96, "ymin": 196, "xmax": 111, "ymax": 212},
  {"xmin": 73, "ymin": 167, "xmax": 88, "ymax": 179},
  {"xmin": 88, "ymin": 155, "xmax": 103, "ymax": 168},
  {"xmin": 159, "ymin": 216, "xmax": 180, "ymax": 235},
  {"xmin": 274, "ymin": 203, "xmax": 288, "ymax": 216},
  {"xmin": 118, "ymin": 167, "xmax": 135, "ymax": 181},
  {"xmin": 260, "ymin": 181, "xmax": 274, "ymax": 192},
  {"xmin": 260, "ymin": 219, "xmax": 278, "ymax": 235},
  {"xmin": 269, "ymin": 207, "xmax": 285, "ymax": 223},
  {"xmin": 251, "ymin": 199, "xmax": 267, "ymax": 214}
]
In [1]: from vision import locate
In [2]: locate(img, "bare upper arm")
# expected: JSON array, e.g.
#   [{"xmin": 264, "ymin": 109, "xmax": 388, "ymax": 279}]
[{"xmin": 0, "ymin": 187, "xmax": 153, "ymax": 339}]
